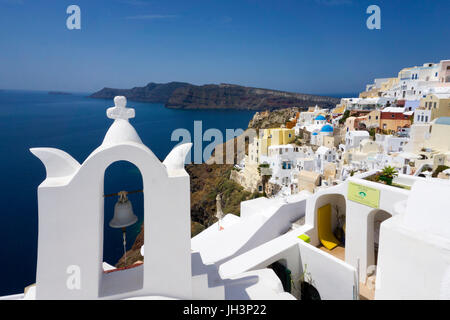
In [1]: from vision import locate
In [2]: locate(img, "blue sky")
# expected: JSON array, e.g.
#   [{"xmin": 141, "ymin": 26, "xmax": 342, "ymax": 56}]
[{"xmin": 0, "ymin": 0, "xmax": 449, "ymax": 94}]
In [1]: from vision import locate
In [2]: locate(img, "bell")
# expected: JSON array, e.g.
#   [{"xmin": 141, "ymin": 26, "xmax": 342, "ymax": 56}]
[{"xmin": 109, "ymin": 191, "xmax": 138, "ymax": 228}]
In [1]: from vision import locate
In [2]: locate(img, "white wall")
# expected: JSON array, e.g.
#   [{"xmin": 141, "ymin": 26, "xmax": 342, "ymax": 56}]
[
  {"xmin": 375, "ymin": 217, "xmax": 450, "ymax": 299},
  {"xmin": 295, "ymin": 241, "xmax": 357, "ymax": 300},
  {"xmin": 192, "ymin": 194, "xmax": 309, "ymax": 266},
  {"xmin": 304, "ymin": 172, "xmax": 413, "ymax": 281},
  {"xmin": 219, "ymin": 230, "xmax": 357, "ymax": 300}
]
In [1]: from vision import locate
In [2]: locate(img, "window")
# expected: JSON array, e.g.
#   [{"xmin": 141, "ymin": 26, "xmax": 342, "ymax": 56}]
[
  {"xmin": 434, "ymin": 102, "xmax": 437, "ymax": 108},
  {"xmin": 425, "ymin": 116, "xmax": 428, "ymax": 122},
  {"xmin": 391, "ymin": 114, "xmax": 395, "ymax": 118}
]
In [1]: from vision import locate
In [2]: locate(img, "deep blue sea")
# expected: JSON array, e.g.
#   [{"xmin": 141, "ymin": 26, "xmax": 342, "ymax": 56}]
[{"xmin": 0, "ymin": 90, "xmax": 255, "ymax": 296}]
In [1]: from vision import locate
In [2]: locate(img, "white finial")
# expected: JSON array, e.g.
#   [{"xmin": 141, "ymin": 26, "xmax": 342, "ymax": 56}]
[{"xmin": 106, "ymin": 96, "xmax": 135, "ymax": 120}]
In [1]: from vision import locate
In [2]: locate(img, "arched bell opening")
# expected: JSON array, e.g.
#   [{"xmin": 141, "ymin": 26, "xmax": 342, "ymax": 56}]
[
  {"xmin": 100, "ymin": 160, "xmax": 144, "ymax": 297},
  {"xmin": 103, "ymin": 161, "xmax": 143, "ymax": 267}
]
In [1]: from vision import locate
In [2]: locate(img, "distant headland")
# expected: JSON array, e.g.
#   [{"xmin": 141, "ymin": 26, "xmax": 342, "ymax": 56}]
[{"xmin": 90, "ymin": 82, "xmax": 340, "ymax": 111}]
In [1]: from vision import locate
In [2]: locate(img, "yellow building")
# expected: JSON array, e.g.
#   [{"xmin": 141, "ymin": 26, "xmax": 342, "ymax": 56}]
[
  {"xmin": 426, "ymin": 117, "xmax": 450, "ymax": 153},
  {"xmin": 258, "ymin": 128, "xmax": 295, "ymax": 156},
  {"xmin": 359, "ymin": 88, "xmax": 381, "ymax": 98},
  {"xmin": 360, "ymin": 110, "xmax": 381, "ymax": 129},
  {"xmin": 419, "ymin": 93, "xmax": 450, "ymax": 121},
  {"xmin": 322, "ymin": 136, "xmax": 338, "ymax": 149},
  {"xmin": 331, "ymin": 104, "xmax": 346, "ymax": 116},
  {"xmin": 380, "ymin": 78, "xmax": 399, "ymax": 92},
  {"xmin": 359, "ymin": 78, "xmax": 399, "ymax": 98}
]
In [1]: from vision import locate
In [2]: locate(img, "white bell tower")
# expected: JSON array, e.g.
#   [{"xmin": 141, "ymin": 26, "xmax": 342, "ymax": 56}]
[{"xmin": 31, "ymin": 96, "xmax": 193, "ymax": 299}]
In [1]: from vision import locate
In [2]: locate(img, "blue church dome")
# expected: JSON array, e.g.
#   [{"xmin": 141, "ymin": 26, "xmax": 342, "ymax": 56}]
[
  {"xmin": 312, "ymin": 132, "xmax": 318, "ymax": 136},
  {"xmin": 314, "ymin": 115, "xmax": 326, "ymax": 121},
  {"xmin": 320, "ymin": 124, "xmax": 334, "ymax": 133}
]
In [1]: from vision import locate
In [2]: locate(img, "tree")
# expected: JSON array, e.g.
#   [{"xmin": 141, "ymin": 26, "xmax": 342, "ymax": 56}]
[
  {"xmin": 379, "ymin": 166, "xmax": 398, "ymax": 185},
  {"xmin": 339, "ymin": 110, "xmax": 350, "ymax": 125}
]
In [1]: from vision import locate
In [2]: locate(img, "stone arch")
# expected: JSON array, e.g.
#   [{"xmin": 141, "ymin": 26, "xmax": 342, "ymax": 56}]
[
  {"xmin": 366, "ymin": 209, "xmax": 392, "ymax": 269},
  {"xmin": 313, "ymin": 193, "xmax": 347, "ymax": 250}
]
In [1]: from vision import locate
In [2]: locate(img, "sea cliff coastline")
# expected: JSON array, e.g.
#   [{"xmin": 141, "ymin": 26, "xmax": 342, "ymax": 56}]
[{"xmin": 91, "ymin": 82, "xmax": 340, "ymax": 111}]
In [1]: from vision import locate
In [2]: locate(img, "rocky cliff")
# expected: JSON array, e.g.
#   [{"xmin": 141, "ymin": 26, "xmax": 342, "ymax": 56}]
[
  {"xmin": 90, "ymin": 82, "xmax": 190, "ymax": 103},
  {"xmin": 91, "ymin": 82, "xmax": 339, "ymax": 110},
  {"xmin": 247, "ymin": 107, "xmax": 300, "ymax": 129}
]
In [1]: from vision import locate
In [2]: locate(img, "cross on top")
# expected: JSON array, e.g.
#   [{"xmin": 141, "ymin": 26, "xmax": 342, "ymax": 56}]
[{"xmin": 107, "ymin": 96, "xmax": 135, "ymax": 120}]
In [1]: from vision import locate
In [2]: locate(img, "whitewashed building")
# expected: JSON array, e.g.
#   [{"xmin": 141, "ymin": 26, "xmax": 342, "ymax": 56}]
[
  {"xmin": 375, "ymin": 134, "xmax": 409, "ymax": 153},
  {"xmin": 315, "ymin": 146, "xmax": 337, "ymax": 174},
  {"xmin": 345, "ymin": 130, "xmax": 370, "ymax": 150}
]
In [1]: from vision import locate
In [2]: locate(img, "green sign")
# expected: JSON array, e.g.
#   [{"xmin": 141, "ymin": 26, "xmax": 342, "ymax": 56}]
[{"xmin": 347, "ymin": 182, "xmax": 380, "ymax": 208}]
